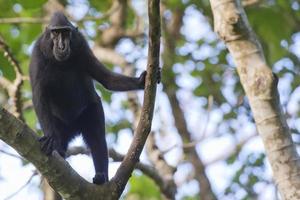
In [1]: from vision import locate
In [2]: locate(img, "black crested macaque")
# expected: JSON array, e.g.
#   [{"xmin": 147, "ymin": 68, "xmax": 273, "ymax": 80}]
[{"xmin": 29, "ymin": 12, "xmax": 154, "ymax": 184}]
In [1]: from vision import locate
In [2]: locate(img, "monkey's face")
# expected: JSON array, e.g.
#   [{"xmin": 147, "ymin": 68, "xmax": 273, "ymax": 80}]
[{"xmin": 50, "ymin": 27, "xmax": 71, "ymax": 62}]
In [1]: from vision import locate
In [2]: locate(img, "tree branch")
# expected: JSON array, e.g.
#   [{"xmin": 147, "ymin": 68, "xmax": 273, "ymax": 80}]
[
  {"xmin": 110, "ymin": 0, "xmax": 160, "ymax": 197},
  {"xmin": 0, "ymin": 4, "xmax": 121, "ymax": 25},
  {"xmin": 0, "ymin": 17, "xmax": 48, "ymax": 24},
  {"xmin": 0, "ymin": 36, "xmax": 24, "ymax": 121},
  {"xmin": 242, "ymin": 0, "xmax": 262, "ymax": 7},
  {"xmin": 205, "ymin": 133, "xmax": 257, "ymax": 165},
  {"xmin": 109, "ymin": 147, "xmax": 176, "ymax": 198},
  {"xmin": 0, "ymin": 108, "xmax": 114, "ymax": 199},
  {"xmin": 146, "ymin": 133, "xmax": 177, "ymax": 199},
  {"xmin": 3, "ymin": 171, "xmax": 38, "ymax": 200},
  {"xmin": 93, "ymin": 18, "xmax": 175, "ymax": 198},
  {"xmin": 161, "ymin": 5, "xmax": 217, "ymax": 199},
  {"xmin": 66, "ymin": 145, "xmax": 175, "ymax": 198}
]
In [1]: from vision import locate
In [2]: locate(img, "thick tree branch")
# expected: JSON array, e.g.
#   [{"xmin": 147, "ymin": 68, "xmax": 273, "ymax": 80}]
[
  {"xmin": 99, "ymin": 0, "xmax": 128, "ymax": 47},
  {"xmin": 210, "ymin": 0, "xmax": 300, "ymax": 199},
  {"xmin": 0, "ymin": 108, "xmax": 112, "ymax": 200},
  {"xmin": 99, "ymin": 0, "xmax": 144, "ymax": 47}
]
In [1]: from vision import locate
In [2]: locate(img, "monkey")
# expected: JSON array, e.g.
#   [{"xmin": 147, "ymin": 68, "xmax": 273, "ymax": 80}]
[{"xmin": 30, "ymin": 12, "xmax": 158, "ymax": 184}]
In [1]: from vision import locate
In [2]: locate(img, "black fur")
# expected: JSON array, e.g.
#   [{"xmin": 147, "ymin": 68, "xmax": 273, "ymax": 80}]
[{"xmin": 29, "ymin": 12, "xmax": 146, "ymax": 184}]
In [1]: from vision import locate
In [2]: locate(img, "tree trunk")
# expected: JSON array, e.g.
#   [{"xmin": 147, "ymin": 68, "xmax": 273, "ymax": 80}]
[{"xmin": 209, "ymin": 0, "xmax": 300, "ymax": 199}]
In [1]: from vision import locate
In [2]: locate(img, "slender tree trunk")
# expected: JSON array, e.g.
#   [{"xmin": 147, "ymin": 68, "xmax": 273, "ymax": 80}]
[
  {"xmin": 161, "ymin": 6, "xmax": 217, "ymax": 199},
  {"xmin": 209, "ymin": 0, "xmax": 300, "ymax": 199}
]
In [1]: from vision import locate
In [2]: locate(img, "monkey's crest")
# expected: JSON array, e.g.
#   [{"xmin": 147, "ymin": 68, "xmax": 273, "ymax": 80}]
[{"xmin": 48, "ymin": 12, "xmax": 75, "ymax": 31}]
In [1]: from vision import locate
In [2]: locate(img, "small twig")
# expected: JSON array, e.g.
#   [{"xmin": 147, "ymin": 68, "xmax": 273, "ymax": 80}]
[
  {"xmin": 146, "ymin": 133, "xmax": 177, "ymax": 199},
  {"xmin": 198, "ymin": 95, "xmax": 214, "ymax": 139},
  {"xmin": 22, "ymin": 100, "xmax": 33, "ymax": 111},
  {"xmin": 242, "ymin": 0, "xmax": 262, "ymax": 7},
  {"xmin": 161, "ymin": 95, "xmax": 214, "ymax": 154},
  {"xmin": 0, "ymin": 36, "xmax": 24, "ymax": 121},
  {"xmin": 0, "ymin": 76, "xmax": 12, "ymax": 90},
  {"xmin": 0, "ymin": 17, "xmax": 48, "ymax": 24},
  {"xmin": 205, "ymin": 133, "xmax": 257, "ymax": 165},
  {"xmin": 0, "ymin": 5, "xmax": 122, "ymax": 25},
  {"xmin": 3, "ymin": 171, "xmax": 38, "ymax": 200},
  {"xmin": 0, "ymin": 149, "xmax": 24, "ymax": 160},
  {"xmin": 79, "ymin": 4, "xmax": 121, "ymax": 22},
  {"xmin": 0, "ymin": 36, "xmax": 23, "ymax": 74}
]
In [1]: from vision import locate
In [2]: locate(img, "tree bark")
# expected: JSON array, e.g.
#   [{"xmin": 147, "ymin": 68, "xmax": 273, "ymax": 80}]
[{"xmin": 209, "ymin": 0, "xmax": 300, "ymax": 199}]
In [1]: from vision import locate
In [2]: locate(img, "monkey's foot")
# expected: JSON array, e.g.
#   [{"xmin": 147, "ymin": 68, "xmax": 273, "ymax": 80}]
[
  {"xmin": 39, "ymin": 136, "xmax": 65, "ymax": 157},
  {"xmin": 93, "ymin": 172, "xmax": 108, "ymax": 185}
]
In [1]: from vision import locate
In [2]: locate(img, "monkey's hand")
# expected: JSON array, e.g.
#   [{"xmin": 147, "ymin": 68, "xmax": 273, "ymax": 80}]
[
  {"xmin": 39, "ymin": 136, "xmax": 66, "ymax": 158},
  {"xmin": 138, "ymin": 68, "xmax": 161, "ymax": 89},
  {"xmin": 138, "ymin": 71, "xmax": 147, "ymax": 89}
]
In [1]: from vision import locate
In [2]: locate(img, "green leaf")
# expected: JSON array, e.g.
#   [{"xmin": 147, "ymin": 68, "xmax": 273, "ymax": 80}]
[
  {"xmin": 247, "ymin": 7, "xmax": 298, "ymax": 63},
  {"xmin": 0, "ymin": 52, "xmax": 15, "ymax": 81},
  {"xmin": 89, "ymin": 0, "xmax": 112, "ymax": 12},
  {"xmin": 24, "ymin": 109, "xmax": 37, "ymax": 130},
  {"xmin": 107, "ymin": 119, "xmax": 131, "ymax": 134},
  {"xmin": 127, "ymin": 174, "xmax": 162, "ymax": 199},
  {"xmin": 95, "ymin": 84, "xmax": 112, "ymax": 102}
]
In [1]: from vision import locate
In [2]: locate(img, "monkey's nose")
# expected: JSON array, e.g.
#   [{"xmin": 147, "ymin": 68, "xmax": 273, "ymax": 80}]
[{"xmin": 58, "ymin": 43, "xmax": 65, "ymax": 50}]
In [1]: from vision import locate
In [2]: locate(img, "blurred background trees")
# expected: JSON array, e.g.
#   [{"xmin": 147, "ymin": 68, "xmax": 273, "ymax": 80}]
[{"xmin": 0, "ymin": 0, "xmax": 300, "ymax": 199}]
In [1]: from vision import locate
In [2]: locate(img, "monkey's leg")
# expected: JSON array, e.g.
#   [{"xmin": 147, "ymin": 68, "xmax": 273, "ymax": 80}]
[
  {"xmin": 39, "ymin": 117, "xmax": 70, "ymax": 158},
  {"xmin": 80, "ymin": 102, "xmax": 109, "ymax": 185}
]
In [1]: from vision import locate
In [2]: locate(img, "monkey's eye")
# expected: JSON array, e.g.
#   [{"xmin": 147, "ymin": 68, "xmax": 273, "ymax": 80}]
[{"xmin": 51, "ymin": 30, "xmax": 59, "ymax": 36}]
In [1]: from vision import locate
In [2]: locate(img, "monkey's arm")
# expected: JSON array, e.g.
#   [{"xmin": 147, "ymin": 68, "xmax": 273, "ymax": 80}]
[
  {"xmin": 31, "ymin": 86, "xmax": 54, "ymax": 136},
  {"xmin": 29, "ymin": 47, "xmax": 56, "ymax": 137},
  {"xmin": 29, "ymin": 48, "xmax": 65, "ymax": 156},
  {"xmin": 85, "ymin": 50, "xmax": 146, "ymax": 91}
]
